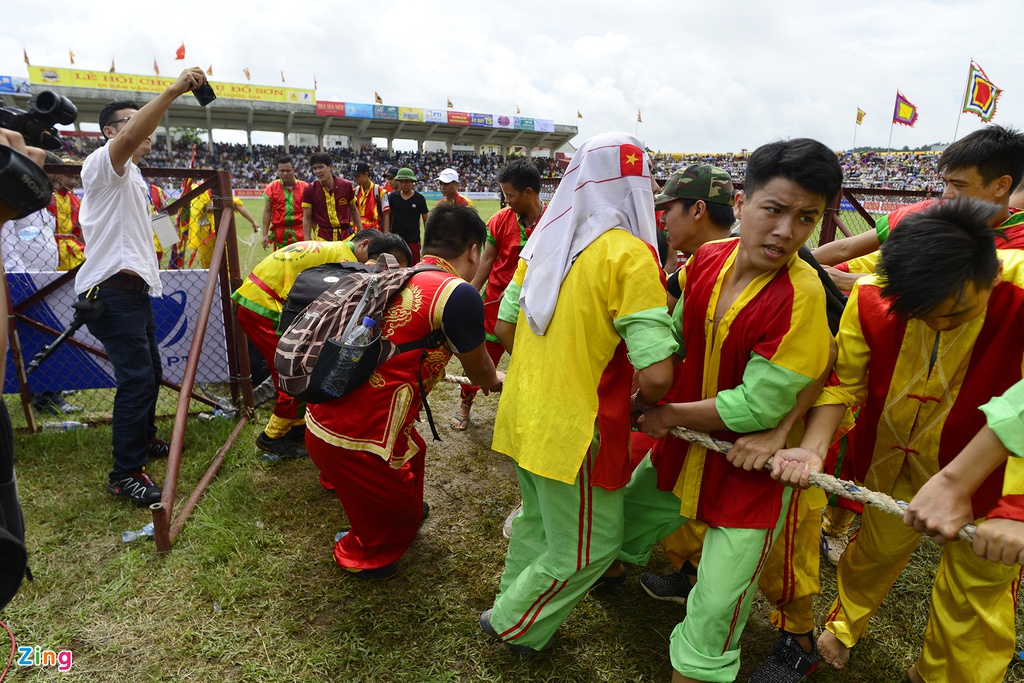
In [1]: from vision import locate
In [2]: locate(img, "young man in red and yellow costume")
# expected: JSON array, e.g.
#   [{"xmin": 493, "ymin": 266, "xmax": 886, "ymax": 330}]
[
  {"xmin": 302, "ymin": 152, "xmax": 361, "ymax": 242},
  {"xmin": 619, "ymin": 138, "xmax": 843, "ymax": 683},
  {"xmin": 305, "ymin": 205, "xmax": 503, "ymax": 579},
  {"xmin": 46, "ymin": 174, "xmax": 85, "ymax": 271},
  {"xmin": 260, "ymin": 157, "xmax": 308, "ymax": 250},
  {"xmin": 774, "ymin": 198, "xmax": 1024, "ymax": 683},
  {"xmin": 232, "ymin": 232, "xmax": 382, "ymax": 459},
  {"xmin": 352, "ymin": 161, "xmax": 389, "ymax": 233},
  {"xmin": 449, "ymin": 159, "xmax": 546, "ymax": 431},
  {"xmin": 479, "ymin": 133, "xmax": 677, "ymax": 654}
]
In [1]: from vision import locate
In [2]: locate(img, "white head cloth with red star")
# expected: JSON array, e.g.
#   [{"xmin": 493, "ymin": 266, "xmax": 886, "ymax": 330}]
[{"xmin": 518, "ymin": 132, "xmax": 656, "ymax": 335}]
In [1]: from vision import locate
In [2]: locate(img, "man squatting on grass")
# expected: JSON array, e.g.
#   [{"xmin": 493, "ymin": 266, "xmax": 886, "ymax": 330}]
[{"xmin": 305, "ymin": 204, "xmax": 504, "ymax": 579}]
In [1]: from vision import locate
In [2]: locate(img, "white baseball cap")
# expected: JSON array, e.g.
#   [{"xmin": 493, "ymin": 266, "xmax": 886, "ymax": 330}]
[{"xmin": 437, "ymin": 168, "xmax": 459, "ymax": 183}]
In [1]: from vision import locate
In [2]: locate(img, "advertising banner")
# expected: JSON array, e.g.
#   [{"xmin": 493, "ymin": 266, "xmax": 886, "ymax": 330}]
[
  {"xmin": 398, "ymin": 107, "xmax": 424, "ymax": 122},
  {"xmin": 344, "ymin": 102, "xmax": 373, "ymax": 118},
  {"xmin": 373, "ymin": 105, "xmax": 399, "ymax": 120},
  {"xmin": 3, "ymin": 270, "xmax": 229, "ymax": 393},
  {"xmin": 493, "ymin": 114, "xmax": 514, "ymax": 129},
  {"xmin": 470, "ymin": 113, "xmax": 493, "ymax": 127},
  {"xmin": 28, "ymin": 66, "xmax": 313, "ymax": 104},
  {"xmin": 0, "ymin": 76, "xmax": 30, "ymax": 94},
  {"xmin": 447, "ymin": 111, "xmax": 471, "ymax": 126},
  {"xmin": 316, "ymin": 101, "xmax": 346, "ymax": 117},
  {"xmin": 534, "ymin": 119, "xmax": 555, "ymax": 132},
  {"xmin": 514, "ymin": 117, "xmax": 535, "ymax": 131},
  {"xmin": 425, "ymin": 109, "xmax": 447, "ymax": 123}
]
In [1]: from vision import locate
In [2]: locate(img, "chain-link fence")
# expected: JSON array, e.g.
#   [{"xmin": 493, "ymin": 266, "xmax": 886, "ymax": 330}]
[
  {"xmin": 811, "ymin": 187, "xmax": 941, "ymax": 250},
  {"xmin": 2, "ymin": 165, "xmax": 252, "ymax": 432}
]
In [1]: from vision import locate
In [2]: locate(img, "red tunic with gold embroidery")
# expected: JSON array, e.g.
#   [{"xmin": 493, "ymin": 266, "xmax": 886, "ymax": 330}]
[{"xmin": 306, "ymin": 256, "xmax": 465, "ymax": 467}]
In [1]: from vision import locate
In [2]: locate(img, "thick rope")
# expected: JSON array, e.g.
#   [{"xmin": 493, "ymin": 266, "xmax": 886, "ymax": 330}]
[{"xmin": 442, "ymin": 373, "xmax": 977, "ymax": 542}]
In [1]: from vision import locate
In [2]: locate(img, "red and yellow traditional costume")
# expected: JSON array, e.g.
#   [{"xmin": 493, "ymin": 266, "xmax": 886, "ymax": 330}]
[{"xmin": 820, "ymin": 250, "xmax": 1024, "ymax": 683}]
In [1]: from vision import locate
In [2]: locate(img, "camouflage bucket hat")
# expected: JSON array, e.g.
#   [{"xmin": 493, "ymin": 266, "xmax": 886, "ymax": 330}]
[{"xmin": 654, "ymin": 164, "xmax": 734, "ymax": 207}]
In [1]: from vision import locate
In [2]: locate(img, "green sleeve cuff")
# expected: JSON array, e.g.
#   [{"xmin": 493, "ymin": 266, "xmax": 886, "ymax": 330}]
[
  {"xmin": 612, "ymin": 307, "xmax": 678, "ymax": 370},
  {"xmin": 875, "ymin": 214, "xmax": 891, "ymax": 243},
  {"xmin": 981, "ymin": 380, "xmax": 1024, "ymax": 457},
  {"xmin": 670, "ymin": 298, "xmax": 686, "ymax": 359},
  {"xmin": 486, "ymin": 227, "xmax": 497, "ymax": 246},
  {"xmin": 498, "ymin": 279, "xmax": 522, "ymax": 324},
  {"xmin": 716, "ymin": 353, "xmax": 812, "ymax": 433}
]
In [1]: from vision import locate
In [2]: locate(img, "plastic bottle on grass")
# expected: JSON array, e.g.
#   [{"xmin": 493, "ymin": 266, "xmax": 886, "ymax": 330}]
[
  {"xmin": 41, "ymin": 421, "xmax": 88, "ymax": 432},
  {"xmin": 121, "ymin": 522, "xmax": 155, "ymax": 543}
]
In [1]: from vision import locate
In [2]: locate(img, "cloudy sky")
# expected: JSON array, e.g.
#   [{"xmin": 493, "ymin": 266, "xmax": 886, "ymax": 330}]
[{"xmin": 2, "ymin": 0, "xmax": 1020, "ymax": 153}]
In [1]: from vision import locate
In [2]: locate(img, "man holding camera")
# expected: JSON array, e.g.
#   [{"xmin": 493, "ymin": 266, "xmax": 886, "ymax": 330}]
[{"xmin": 75, "ymin": 67, "xmax": 207, "ymax": 505}]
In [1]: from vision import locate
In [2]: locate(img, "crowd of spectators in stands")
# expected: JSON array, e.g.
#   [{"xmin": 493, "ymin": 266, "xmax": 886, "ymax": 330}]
[
  {"xmin": 61, "ymin": 140, "xmax": 560, "ymax": 192},
  {"xmin": 61, "ymin": 139, "xmax": 946, "ymax": 193}
]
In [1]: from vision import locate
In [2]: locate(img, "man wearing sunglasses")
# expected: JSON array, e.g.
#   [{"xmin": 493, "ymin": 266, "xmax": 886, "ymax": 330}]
[{"xmin": 75, "ymin": 67, "xmax": 207, "ymax": 506}]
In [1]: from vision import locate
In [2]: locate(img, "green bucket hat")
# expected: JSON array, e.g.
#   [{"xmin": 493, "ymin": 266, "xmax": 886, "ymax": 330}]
[
  {"xmin": 394, "ymin": 167, "xmax": 417, "ymax": 181},
  {"xmin": 654, "ymin": 164, "xmax": 735, "ymax": 207}
]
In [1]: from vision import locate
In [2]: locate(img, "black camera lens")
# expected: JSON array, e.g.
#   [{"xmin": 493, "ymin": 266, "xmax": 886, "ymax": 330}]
[{"xmin": 31, "ymin": 91, "xmax": 78, "ymax": 126}]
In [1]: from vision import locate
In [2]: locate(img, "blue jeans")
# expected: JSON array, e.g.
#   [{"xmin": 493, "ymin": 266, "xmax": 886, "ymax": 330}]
[{"xmin": 81, "ymin": 288, "xmax": 161, "ymax": 480}]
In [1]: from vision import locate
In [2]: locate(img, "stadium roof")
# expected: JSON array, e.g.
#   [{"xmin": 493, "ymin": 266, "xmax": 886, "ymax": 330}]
[{"xmin": 3, "ymin": 67, "xmax": 578, "ymax": 153}]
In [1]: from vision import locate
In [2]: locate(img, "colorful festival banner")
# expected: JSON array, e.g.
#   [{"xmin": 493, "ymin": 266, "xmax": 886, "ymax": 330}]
[
  {"xmin": 962, "ymin": 61, "xmax": 1001, "ymax": 122},
  {"xmin": 892, "ymin": 91, "xmax": 919, "ymax": 127},
  {"xmin": 447, "ymin": 111, "xmax": 471, "ymax": 126},
  {"xmin": 373, "ymin": 104, "xmax": 399, "ymax": 120},
  {"xmin": 344, "ymin": 102, "xmax": 374, "ymax": 119},
  {"xmin": 514, "ymin": 116, "xmax": 535, "ymax": 131},
  {"xmin": 470, "ymin": 113, "xmax": 493, "ymax": 127},
  {"xmin": 399, "ymin": 107, "xmax": 424, "ymax": 122},
  {"xmin": 316, "ymin": 101, "xmax": 346, "ymax": 117},
  {"xmin": 425, "ymin": 108, "xmax": 447, "ymax": 123},
  {"xmin": 534, "ymin": 119, "xmax": 555, "ymax": 132},
  {"xmin": 28, "ymin": 66, "xmax": 313, "ymax": 104}
]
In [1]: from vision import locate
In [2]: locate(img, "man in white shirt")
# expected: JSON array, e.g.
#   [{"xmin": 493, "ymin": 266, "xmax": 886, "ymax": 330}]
[{"xmin": 76, "ymin": 67, "xmax": 206, "ymax": 505}]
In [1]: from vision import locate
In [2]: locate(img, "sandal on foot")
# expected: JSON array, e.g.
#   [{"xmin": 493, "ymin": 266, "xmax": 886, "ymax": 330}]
[{"xmin": 449, "ymin": 412, "xmax": 470, "ymax": 431}]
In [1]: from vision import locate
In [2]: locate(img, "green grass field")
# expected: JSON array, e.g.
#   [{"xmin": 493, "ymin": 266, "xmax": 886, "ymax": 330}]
[{"xmin": 7, "ymin": 197, "xmax": 1024, "ymax": 681}]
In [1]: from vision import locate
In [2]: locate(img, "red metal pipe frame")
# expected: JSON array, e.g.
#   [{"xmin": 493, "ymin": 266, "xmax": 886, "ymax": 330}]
[{"xmin": 153, "ymin": 181, "xmax": 241, "ymax": 553}]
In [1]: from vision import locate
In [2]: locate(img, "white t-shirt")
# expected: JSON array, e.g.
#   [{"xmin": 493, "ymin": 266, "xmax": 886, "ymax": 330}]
[{"xmin": 75, "ymin": 144, "xmax": 162, "ymax": 296}]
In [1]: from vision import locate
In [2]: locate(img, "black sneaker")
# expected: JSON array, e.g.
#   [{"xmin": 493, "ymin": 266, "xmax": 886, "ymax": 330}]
[
  {"xmin": 108, "ymin": 471, "xmax": 162, "ymax": 505},
  {"xmin": 285, "ymin": 424, "xmax": 306, "ymax": 442},
  {"xmin": 256, "ymin": 431, "xmax": 308, "ymax": 459},
  {"xmin": 32, "ymin": 394, "xmax": 82, "ymax": 415},
  {"xmin": 145, "ymin": 438, "xmax": 171, "ymax": 459},
  {"xmin": 747, "ymin": 632, "xmax": 819, "ymax": 682},
  {"xmin": 639, "ymin": 562, "xmax": 697, "ymax": 605}
]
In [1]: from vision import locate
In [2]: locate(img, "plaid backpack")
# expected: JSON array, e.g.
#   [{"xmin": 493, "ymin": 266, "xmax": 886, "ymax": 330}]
[{"xmin": 274, "ymin": 254, "xmax": 448, "ymax": 437}]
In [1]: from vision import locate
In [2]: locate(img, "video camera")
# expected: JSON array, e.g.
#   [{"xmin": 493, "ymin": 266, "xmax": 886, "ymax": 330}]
[
  {"xmin": 0, "ymin": 91, "xmax": 77, "ymax": 220},
  {"xmin": 0, "ymin": 91, "xmax": 78, "ymax": 151}
]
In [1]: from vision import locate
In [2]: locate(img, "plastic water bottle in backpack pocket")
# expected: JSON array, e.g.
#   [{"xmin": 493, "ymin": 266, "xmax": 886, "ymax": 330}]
[{"xmin": 318, "ymin": 317, "xmax": 381, "ymax": 399}]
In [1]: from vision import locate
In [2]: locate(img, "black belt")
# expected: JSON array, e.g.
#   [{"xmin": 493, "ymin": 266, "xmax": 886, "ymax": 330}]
[{"xmin": 98, "ymin": 273, "xmax": 149, "ymax": 293}]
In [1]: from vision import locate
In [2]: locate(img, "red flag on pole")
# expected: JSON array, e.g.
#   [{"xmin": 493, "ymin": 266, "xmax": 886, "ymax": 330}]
[
  {"xmin": 243, "ymin": 67, "xmax": 251, "ymax": 81},
  {"xmin": 206, "ymin": 64, "xmax": 213, "ymax": 76},
  {"xmin": 23, "ymin": 48, "xmax": 29, "ymax": 65},
  {"xmin": 109, "ymin": 58, "xmax": 116, "ymax": 73},
  {"xmin": 175, "ymin": 43, "xmax": 185, "ymax": 60},
  {"xmin": 153, "ymin": 59, "xmax": 160, "ymax": 75}
]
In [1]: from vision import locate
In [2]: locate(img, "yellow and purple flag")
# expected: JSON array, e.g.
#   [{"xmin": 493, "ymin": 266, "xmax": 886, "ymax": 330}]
[
  {"xmin": 577, "ymin": 110, "xmax": 583, "ymax": 119},
  {"xmin": 375, "ymin": 92, "xmax": 383, "ymax": 104},
  {"xmin": 153, "ymin": 58, "xmax": 160, "ymax": 75},
  {"xmin": 243, "ymin": 67, "xmax": 251, "ymax": 81},
  {"xmin": 69, "ymin": 49, "xmax": 75, "ymax": 65},
  {"xmin": 447, "ymin": 97, "xmax": 453, "ymax": 108},
  {"xmin": 23, "ymin": 48, "xmax": 30, "ymax": 65},
  {"xmin": 109, "ymin": 58, "xmax": 116, "ymax": 74},
  {"xmin": 962, "ymin": 61, "xmax": 1001, "ymax": 122},
  {"xmin": 893, "ymin": 91, "xmax": 918, "ymax": 127},
  {"xmin": 856, "ymin": 108, "xmax": 866, "ymax": 125},
  {"xmin": 637, "ymin": 108, "xmax": 642, "ymax": 123}
]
